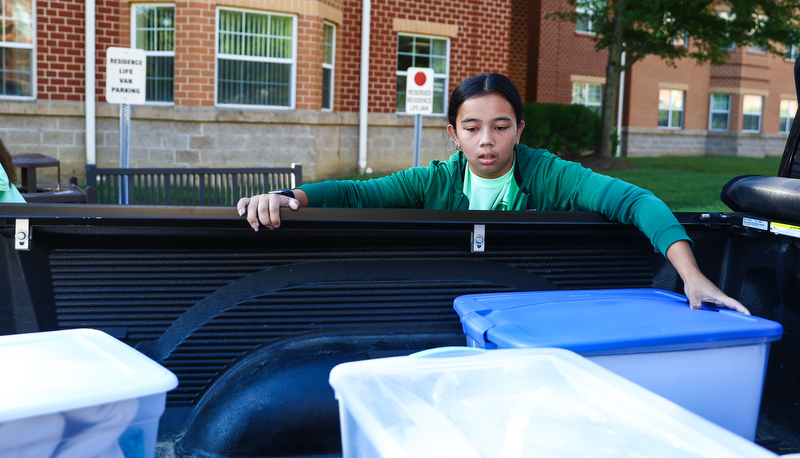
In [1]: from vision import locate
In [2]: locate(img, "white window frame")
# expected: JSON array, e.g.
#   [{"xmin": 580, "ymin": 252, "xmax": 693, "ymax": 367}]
[
  {"xmin": 718, "ymin": 11, "xmax": 736, "ymax": 51},
  {"xmin": 131, "ymin": 3, "xmax": 175, "ymax": 104},
  {"xmin": 658, "ymin": 89, "xmax": 684, "ymax": 129},
  {"xmin": 787, "ymin": 45, "xmax": 799, "ymax": 62},
  {"xmin": 708, "ymin": 93, "xmax": 730, "ymax": 131},
  {"xmin": 575, "ymin": 1, "xmax": 599, "ymax": 35},
  {"xmin": 571, "ymin": 82, "xmax": 602, "ymax": 115},
  {"xmin": 321, "ymin": 22, "xmax": 335, "ymax": 111},
  {"xmin": 0, "ymin": 0, "xmax": 36, "ymax": 99},
  {"xmin": 215, "ymin": 7, "xmax": 297, "ymax": 109},
  {"xmin": 396, "ymin": 33, "xmax": 450, "ymax": 116},
  {"xmin": 742, "ymin": 95, "xmax": 763, "ymax": 133},
  {"xmin": 780, "ymin": 99, "xmax": 797, "ymax": 133}
]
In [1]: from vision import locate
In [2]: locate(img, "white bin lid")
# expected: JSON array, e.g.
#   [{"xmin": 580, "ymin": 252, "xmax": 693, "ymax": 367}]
[
  {"xmin": 0, "ymin": 328, "xmax": 178, "ymax": 422},
  {"xmin": 329, "ymin": 347, "xmax": 778, "ymax": 458}
]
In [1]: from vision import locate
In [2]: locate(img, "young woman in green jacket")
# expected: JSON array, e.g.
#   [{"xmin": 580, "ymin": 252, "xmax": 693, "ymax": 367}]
[
  {"xmin": 238, "ymin": 73, "xmax": 748, "ymax": 314},
  {"xmin": 0, "ymin": 137, "xmax": 25, "ymax": 203}
]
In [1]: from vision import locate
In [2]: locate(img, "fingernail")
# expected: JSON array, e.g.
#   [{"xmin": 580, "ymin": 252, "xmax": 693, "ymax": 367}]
[
  {"xmin": 690, "ymin": 303, "xmax": 701, "ymax": 309},
  {"xmin": 238, "ymin": 207, "xmax": 245, "ymax": 216},
  {"xmin": 251, "ymin": 222, "xmax": 259, "ymax": 232}
]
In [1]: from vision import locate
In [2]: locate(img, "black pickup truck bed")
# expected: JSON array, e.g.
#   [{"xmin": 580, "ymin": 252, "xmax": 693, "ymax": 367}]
[{"xmin": 2, "ymin": 203, "xmax": 799, "ymax": 456}]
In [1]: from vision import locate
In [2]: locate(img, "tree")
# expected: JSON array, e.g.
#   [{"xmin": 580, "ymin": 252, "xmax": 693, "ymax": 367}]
[{"xmin": 550, "ymin": 0, "xmax": 800, "ymax": 157}]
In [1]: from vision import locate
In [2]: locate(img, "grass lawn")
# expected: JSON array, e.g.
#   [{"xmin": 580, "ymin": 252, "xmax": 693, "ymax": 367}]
[
  {"xmin": 597, "ymin": 156, "xmax": 782, "ymax": 212},
  {"xmin": 334, "ymin": 156, "xmax": 783, "ymax": 213}
]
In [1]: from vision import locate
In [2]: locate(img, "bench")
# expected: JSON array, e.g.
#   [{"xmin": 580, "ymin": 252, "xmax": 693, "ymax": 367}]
[{"xmin": 85, "ymin": 164, "xmax": 302, "ymax": 206}]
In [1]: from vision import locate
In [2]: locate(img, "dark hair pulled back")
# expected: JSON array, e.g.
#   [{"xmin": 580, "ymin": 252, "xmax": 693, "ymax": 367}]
[{"xmin": 447, "ymin": 73, "xmax": 524, "ymax": 128}]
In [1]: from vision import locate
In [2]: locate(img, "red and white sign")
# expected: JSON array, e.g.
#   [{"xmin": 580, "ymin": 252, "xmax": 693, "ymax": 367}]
[{"xmin": 405, "ymin": 67, "xmax": 434, "ymax": 115}]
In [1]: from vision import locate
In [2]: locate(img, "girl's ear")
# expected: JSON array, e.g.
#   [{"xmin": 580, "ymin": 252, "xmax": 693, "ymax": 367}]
[
  {"xmin": 446, "ymin": 124, "xmax": 458, "ymax": 144},
  {"xmin": 516, "ymin": 120, "xmax": 525, "ymax": 143}
]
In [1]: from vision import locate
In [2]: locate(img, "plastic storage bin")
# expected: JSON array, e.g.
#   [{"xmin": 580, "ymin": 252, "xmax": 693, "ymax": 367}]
[
  {"xmin": 453, "ymin": 288, "xmax": 783, "ymax": 440},
  {"xmin": 0, "ymin": 328, "xmax": 178, "ymax": 458},
  {"xmin": 329, "ymin": 347, "xmax": 778, "ymax": 458}
]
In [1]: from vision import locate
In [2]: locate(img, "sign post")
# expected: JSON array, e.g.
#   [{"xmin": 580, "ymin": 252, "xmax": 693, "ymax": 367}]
[
  {"xmin": 405, "ymin": 68, "xmax": 434, "ymax": 167},
  {"xmin": 105, "ymin": 47, "xmax": 146, "ymax": 204}
]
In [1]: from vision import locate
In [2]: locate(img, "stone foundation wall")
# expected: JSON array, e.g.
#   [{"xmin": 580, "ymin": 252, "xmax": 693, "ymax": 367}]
[
  {"xmin": 3, "ymin": 101, "xmax": 787, "ymax": 190},
  {"xmin": 622, "ymin": 127, "xmax": 788, "ymax": 158},
  {"xmin": 0, "ymin": 100, "xmax": 452, "ymax": 186}
]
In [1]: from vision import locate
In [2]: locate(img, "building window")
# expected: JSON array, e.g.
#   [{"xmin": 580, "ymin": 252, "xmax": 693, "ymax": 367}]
[
  {"xmin": 217, "ymin": 8, "xmax": 296, "ymax": 108},
  {"xmin": 709, "ymin": 94, "xmax": 730, "ymax": 131},
  {"xmin": 1, "ymin": 0, "xmax": 34, "ymax": 97},
  {"xmin": 658, "ymin": 89, "xmax": 684, "ymax": 129},
  {"xmin": 321, "ymin": 22, "xmax": 334, "ymax": 110},
  {"xmin": 780, "ymin": 99, "xmax": 798, "ymax": 133},
  {"xmin": 571, "ymin": 82, "xmax": 602, "ymax": 115},
  {"xmin": 742, "ymin": 95, "xmax": 763, "ymax": 133},
  {"xmin": 133, "ymin": 4, "xmax": 175, "ymax": 103},
  {"xmin": 718, "ymin": 12, "xmax": 735, "ymax": 51},
  {"xmin": 575, "ymin": 1, "xmax": 599, "ymax": 34},
  {"xmin": 747, "ymin": 15, "xmax": 768, "ymax": 54},
  {"xmin": 396, "ymin": 34, "xmax": 448, "ymax": 114},
  {"xmin": 787, "ymin": 45, "xmax": 799, "ymax": 61},
  {"xmin": 672, "ymin": 33, "xmax": 689, "ymax": 47}
]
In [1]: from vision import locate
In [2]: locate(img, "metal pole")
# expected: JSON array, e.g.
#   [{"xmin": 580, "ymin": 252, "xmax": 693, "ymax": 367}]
[
  {"xmin": 119, "ymin": 104, "xmax": 131, "ymax": 204},
  {"xmin": 413, "ymin": 114, "xmax": 422, "ymax": 167},
  {"xmin": 616, "ymin": 51, "xmax": 626, "ymax": 157}
]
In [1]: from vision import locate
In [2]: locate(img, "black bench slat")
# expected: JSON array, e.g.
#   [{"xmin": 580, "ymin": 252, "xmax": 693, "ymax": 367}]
[{"xmin": 85, "ymin": 164, "xmax": 302, "ymax": 206}]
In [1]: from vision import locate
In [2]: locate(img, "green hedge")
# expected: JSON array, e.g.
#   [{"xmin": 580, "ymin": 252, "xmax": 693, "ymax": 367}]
[{"xmin": 520, "ymin": 103, "xmax": 601, "ymax": 157}]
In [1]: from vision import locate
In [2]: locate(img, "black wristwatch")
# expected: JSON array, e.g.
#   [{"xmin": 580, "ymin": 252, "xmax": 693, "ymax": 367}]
[{"xmin": 269, "ymin": 188, "xmax": 295, "ymax": 199}]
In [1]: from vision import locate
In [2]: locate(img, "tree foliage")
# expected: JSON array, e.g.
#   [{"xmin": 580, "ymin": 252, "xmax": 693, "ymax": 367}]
[{"xmin": 549, "ymin": 0, "xmax": 800, "ymax": 156}]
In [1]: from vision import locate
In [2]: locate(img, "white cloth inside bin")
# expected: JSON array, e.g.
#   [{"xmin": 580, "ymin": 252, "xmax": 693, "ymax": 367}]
[{"xmin": 0, "ymin": 398, "xmax": 138, "ymax": 458}]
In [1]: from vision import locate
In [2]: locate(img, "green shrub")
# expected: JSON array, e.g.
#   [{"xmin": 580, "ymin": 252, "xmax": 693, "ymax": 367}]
[{"xmin": 520, "ymin": 102, "xmax": 601, "ymax": 157}]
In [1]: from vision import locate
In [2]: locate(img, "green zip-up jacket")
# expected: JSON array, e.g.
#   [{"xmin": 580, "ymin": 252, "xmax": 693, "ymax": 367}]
[{"xmin": 299, "ymin": 144, "xmax": 689, "ymax": 256}]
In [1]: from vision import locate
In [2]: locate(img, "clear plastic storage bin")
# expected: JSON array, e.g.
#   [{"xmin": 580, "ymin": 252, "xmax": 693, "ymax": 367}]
[
  {"xmin": 0, "ymin": 328, "xmax": 178, "ymax": 458},
  {"xmin": 329, "ymin": 347, "xmax": 778, "ymax": 458},
  {"xmin": 453, "ymin": 288, "xmax": 783, "ymax": 440}
]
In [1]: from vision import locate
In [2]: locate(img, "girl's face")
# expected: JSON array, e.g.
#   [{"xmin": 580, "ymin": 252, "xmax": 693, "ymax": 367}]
[{"xmin": 447, "ymin": 93, "xmax": 525, "ymax": 179}]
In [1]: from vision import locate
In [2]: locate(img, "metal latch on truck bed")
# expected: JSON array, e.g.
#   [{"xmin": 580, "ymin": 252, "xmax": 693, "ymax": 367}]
[
  {"xmin": 15, "ymin": 219, "xmax": 30, "ymax": 251},
  {"xmin": 471, "ymin": 224, "xmax": 485, "ymax": 253}
]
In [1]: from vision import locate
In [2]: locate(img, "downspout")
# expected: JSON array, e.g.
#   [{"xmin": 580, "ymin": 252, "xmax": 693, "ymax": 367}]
[
  {"xmin": 85, "ymin": 0, "xmax": 96, "ymax": 165},
  {"xmin": 358, "ymin": 0, "xmax": 370, "ymax": 174},
  {"xmin": 615, "ymin": 51, "xmax": 625, "ymax": 157}
]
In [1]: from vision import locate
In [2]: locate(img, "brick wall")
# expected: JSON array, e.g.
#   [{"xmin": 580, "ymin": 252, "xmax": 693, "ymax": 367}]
[
  {"xmin": 626, "ymin": 53, "xmax": 711, "ymax": 130},
  {"xmin": 629, "ymin": 44, "xmax": 796, "ymax": 134},
  {"xmin": 532, "ymin": 0, "xmax": 607, "ymax": 104},
  {"xmin": 339, "ymin": 0, "xmax": 513, "ymax": 114},
  {"xmin": 37, "ymin": 0, "xmax": 87, "ymax": 101},
  {"xmin": 36, "ymin": 0, "xmax": 121, "ymax": 102},
  {"xmin": 509, "ymin": 0, "xmax": 532, "ymax": 101}
]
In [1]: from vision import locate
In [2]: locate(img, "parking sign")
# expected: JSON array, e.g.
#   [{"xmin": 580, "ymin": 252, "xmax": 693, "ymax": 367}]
[{"xmin": 405, "ymin": 67, "xmax": 434, "ymax": 115}]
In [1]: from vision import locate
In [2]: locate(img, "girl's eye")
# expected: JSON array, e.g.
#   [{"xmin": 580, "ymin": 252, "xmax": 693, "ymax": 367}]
[
  {"xmin": 464, "ymin": 127, "xmax": 477, "ymax": 132},
  {"xmin": 496, "ymin": 126, "xmax": 508, "ymax": 131}
]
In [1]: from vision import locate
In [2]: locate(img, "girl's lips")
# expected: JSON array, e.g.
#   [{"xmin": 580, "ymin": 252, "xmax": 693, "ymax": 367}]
[{"xmin": 478, "ymin": 154, "xmax": 497, "ymax": 165}]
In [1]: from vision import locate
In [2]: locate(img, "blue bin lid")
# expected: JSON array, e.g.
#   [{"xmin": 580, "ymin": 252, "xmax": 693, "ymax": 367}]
[{"xmin": 453, "ymin": 289, "xmax": 783, "ymax": 353}]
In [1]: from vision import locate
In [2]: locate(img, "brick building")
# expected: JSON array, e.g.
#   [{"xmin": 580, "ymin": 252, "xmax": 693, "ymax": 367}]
[
  {"xmin": 522, "ymin": 1, "xmax": 796, "ymax": 158},
  {"xmin": 0, "ymin": 0, "xmax": 794, "ymax": 184}
]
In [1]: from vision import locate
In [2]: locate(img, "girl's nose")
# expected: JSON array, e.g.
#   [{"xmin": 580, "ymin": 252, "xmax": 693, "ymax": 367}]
[{"xmin": 479, "ymin": 129, "xmax": 495, "ymax": 147}]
